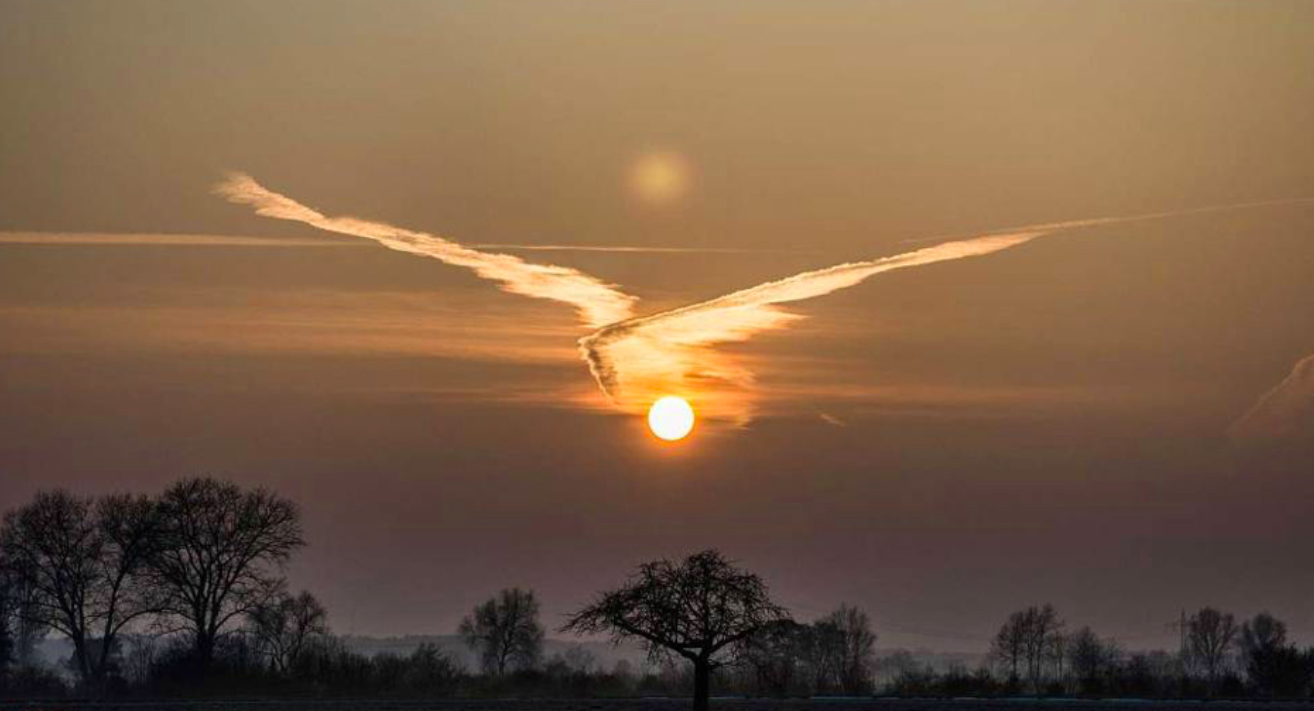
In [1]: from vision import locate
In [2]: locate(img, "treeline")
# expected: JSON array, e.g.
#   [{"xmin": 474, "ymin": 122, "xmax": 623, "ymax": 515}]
[
  {"xmin": 963, "ymin": 603, "xmax": 1314, "ymax": 699},
  {"xmin": 2, "ymin": 479, "xmax": 1313, "ymax": 702}
]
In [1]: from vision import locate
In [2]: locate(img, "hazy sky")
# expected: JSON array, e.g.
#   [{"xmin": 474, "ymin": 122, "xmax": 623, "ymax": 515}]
[{"xmin": 2, "ymin": 0, "xmax": 1313, "ymax": 652}]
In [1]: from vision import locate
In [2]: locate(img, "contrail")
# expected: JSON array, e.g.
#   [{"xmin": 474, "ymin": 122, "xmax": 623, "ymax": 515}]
[
  {"xmin": 1228, "ymin": 352, "xmax": 1314, "ymax": 444},
  {"xmin": 0, "ymin": 231, "xmax": 365, "ymax": 247},
  {"xmin": 578, "ymin": 231, "xmax": 1045, "ymax": 420},
  {"xmin": 0, "ymin": 230, "xmax": 766, "ymax": 255},
  {"xmin": 215, "ymin": 174, "xmax": 1310, "ymax": 424},
  {"xmin": 580, "ymin": 197, "xmax": 1314, "ymax": 422},
  {"xmin": 215, "ymin": 173, "xmax": 639, "ymax": 330},
  {"xmin": 468, "ymin": 243, "xmax": 816, "ymax": 254}
]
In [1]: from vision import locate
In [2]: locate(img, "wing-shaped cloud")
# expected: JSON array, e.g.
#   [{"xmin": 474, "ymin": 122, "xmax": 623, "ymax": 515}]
[
  {"xmin": 578, "ymin": 232, "xmax": 1046, "ymax": 422},
  {"xmin": 217, "ymin": 176, "xmax": 1310, "ymax": 425},
  {"xmin": 580, "ymin": 198, "xmax": 1314, "ymax": 423},
  {"xmin": 1229, "ymin": 353, "xmax": 1314, "ymax": 444},
  {"xmin": 215, "ymin": 173, "xmax": 638, "ymax": 329}
]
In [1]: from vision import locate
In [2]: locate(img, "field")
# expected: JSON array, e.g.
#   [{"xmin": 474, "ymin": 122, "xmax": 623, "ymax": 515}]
[{"xmin": 0, "ymin": 699, "xmax": 1307, "ymax": 711}]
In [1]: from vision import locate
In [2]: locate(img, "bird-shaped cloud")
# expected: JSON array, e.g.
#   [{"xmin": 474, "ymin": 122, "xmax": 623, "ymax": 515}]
[{"xmin": 218, "ymin": 174, "xmax": 1311, "ymax": 425}]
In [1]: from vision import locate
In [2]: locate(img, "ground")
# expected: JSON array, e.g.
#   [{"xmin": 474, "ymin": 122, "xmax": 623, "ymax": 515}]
[{"xmin": 0, "ymin": 700, "xmax": 1306, "ymax": 711}]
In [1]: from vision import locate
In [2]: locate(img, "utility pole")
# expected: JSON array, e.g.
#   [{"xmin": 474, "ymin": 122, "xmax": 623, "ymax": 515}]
[{"xmin": 1166, "ymin": 609, "xmax": 1188, "ymax": 663}]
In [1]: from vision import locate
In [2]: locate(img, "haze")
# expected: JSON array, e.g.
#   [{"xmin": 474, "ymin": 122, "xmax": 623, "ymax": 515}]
[{"xmin": 2, "ymin": 0, "xmax": 1312, "ymax": 653}]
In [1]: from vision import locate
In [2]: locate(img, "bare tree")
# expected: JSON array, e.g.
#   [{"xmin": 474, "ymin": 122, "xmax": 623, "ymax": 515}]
[
  {"xmin": 819, "ymin": 604, "xmax": 877, "ymax": 694},
  {"xmin": 736, "ymin": 619, "xmax": 805, "ymax": 696},
  {"xmin": 1239, "ymin": 611, "xmax": 1289, "ymax": 695},
  {"xmin": 800, "ymin": 618, "xmax": 843, "ymax": 693},
  {"xmin": 563, "ymin": 549, "xmax": 790, "ymax": 711},
  {"xmin": 0, "ymin": 575, "xmax": 14, "ymax": 677},
  {"xmin": 991, "ymin": 604, "xmax": 1062, "ymax": 693},
  {"xmin": 1021, "ymin": 604, "xmax": 1063, "ymax": 693},
  {"xmin": 248, "ymin": 589, "xmax": 330, "ymax": 675},
  {"xmin": 458, "ymin": 587, "xmax": 544, "ymax": 675},
  {"xmin": 1187, "ymin": 606, "xmax": 1237, "ymax": 690},
  {"xmin": 990, "ymin": 611, "xmax": 1027, "ymax": 684},
  {"xmin": 1068, "ymin": 626, "xmax": 1120, "ymax": 694},
  {"xmin": 1, "ymin": 572, "xmax": 47, "ymax": 668},
  {"xmin": 146, "ymin": 477, "xmax": 303, "ymax": 668},
  {"xmin": 0, "ymin": 490, "xmax": 158, "ymax": 689}
]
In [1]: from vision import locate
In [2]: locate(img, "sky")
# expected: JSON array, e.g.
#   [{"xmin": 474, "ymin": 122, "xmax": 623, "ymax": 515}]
[{"xmin": 1, "ymin": 0, "xmax": 1313, "ymax": 652}]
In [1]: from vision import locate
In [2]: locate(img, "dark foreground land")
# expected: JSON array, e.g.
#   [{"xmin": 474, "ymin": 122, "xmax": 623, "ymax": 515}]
[{"xmin": 2, "ymin": 700, "xmax": 1312, "ymax": 711}]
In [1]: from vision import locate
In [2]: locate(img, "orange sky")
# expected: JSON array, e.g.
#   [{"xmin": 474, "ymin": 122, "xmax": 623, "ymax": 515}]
[{"xmin": 1, "ymin": 0, "xmax": 1312, "ymax": 650}]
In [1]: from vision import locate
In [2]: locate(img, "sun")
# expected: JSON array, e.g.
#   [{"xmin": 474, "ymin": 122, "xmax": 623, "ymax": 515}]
[
  {"xmin": 648, "ymin": 396, "xmax": 695, "ymax": 441},
  {"xmin": 628, "ymin": 151, "xmax": 691, "ymax": 205}
]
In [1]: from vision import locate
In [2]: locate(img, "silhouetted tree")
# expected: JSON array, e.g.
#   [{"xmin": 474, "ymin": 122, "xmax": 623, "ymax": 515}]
[
  {"xmin": 736, "ymin": 619, "xmax": 805, "ymax": 696},
  {"xmin": 0, "ymin": 490, "xmax": 158, "ymax": 690},
  {"xmin": 990, "ymin": 604, "xmax": 1062, "ymax": 693},
  {"xmin": 0, "ymin": 576, "xmax": 14, "ymax": 682},
  {"xmin": 146, "ymin": 477, "xmax": 303, "ymax": 669},
  {"xmin": 820, "ymin": 604, "xmax": 877, "ymax": 694},
  {"xmin": 4, "ymin": 574, "xmax": 45, "ymax": 669},
  {"xmin": 458, "ymin": 587, "xmax": 544, "ymax": 675},
  {"xmin": 800, "ymin": 618, "xmax": 843, "ymax": 693},
  {"xmin": 563, "ymin": 549, "xmax": 789, "ymax": 711},
  {"xmin": 991, "ymin": 611, "xmax": 1025, "ymax": 684},
  {"xmin": 248, "ymin": 589, "xmax": 329, "ymax": 675},
  {"xmin": 1068, "ymin": 626, "xmax": 1120, "ymax": 695},
  {"xmin": 1187, "ymin": 606, "xmax": 1236, "ymax": 691},
  {"xmin": 1238, "ymin": 612, "xmax": 1314, "ymax": 697},
  {"xmin": 399, "ymin": 642, "xmax": 463, "ymax": 694}
]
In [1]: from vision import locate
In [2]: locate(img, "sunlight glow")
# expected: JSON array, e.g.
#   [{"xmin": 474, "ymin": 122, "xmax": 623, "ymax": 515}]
[
  {"xmin": 629, "ymin": 151, "xmax": 691, "ymax": 205},
  {"xmin": 647, "ymin": 396, "xmax": 695, "ymax": 441}
]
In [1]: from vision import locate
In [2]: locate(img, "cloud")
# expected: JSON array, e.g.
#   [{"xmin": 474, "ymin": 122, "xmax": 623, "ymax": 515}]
[
  {"xmin": 1229, "ymin": 353, "xmax": 1314, "ymax": 444},
  {"xmin": 215, "ymin": 174, "xmax": 1312, "ymax": 424},
  {"xmin": 0, "ymin": 290, "xmax": 581, "ymax": 364},
  {"xmin": 578, "ymin": 232, "xmax": 1045, "ymax": 422},
  {"xmin": 215, "ymin": 173, "xmax": 639, "ymax": 329},
  {"xmin": 578, "ymin": 197, "xmax": 1314, "ymax": 424},
  {"xmin": 0, "ymin": 231, "xmax": 769, "ymax": 255},
  {"xmin": 0, "ymin": 231, "xmax": 364, "ymax": 247},
  {"xmin": 818, "ymin": 413, "xmax": 847, "ymax": 427},
  {"xmin": 467, "ymin": 243, "xmax": 812, "ymax": 254}
]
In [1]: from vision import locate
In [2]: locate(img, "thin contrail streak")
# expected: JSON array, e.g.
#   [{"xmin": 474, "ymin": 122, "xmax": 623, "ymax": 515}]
[
  {"xmin": 1228, "ymin": 352, "xmax": 1314, "ymax": 444},
  {"xmin": 0, "ymin": 231, "xmax": 778, "ymax": 254},
  {"xmin": 0, "ymin": 232, "xmax": 365, "ymax": 247},
  {"xmin": 215, "ymin": 173, "xmax": 638, "ymax": 329},
  {"xmin": 469, "ymin": 243, "xmax": 817, "ymax": 254},
  {"xmin": 899, "ymin": 197, "xmax": 1314, "ymax": 244},
  {"xmin": 580, "ymin": 197, "xmax": 1314, "ymax": 421}
]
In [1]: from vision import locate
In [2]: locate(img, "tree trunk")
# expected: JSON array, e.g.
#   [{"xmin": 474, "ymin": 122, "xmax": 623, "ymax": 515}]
[
  {"xmin": 693, "ymin": 658, "xmax": 711, "ymax": 711},
  {"xmin": 197, "ymin": 630, "xmax": 216, "ymax": 670}
]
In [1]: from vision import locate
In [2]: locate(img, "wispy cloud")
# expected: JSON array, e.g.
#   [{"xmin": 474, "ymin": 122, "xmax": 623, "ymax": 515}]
[
  {"xmin": 0, "ymin": 231, "xmax": 364, "ymax": 247},
  {"xmin": 215, "ymin": 173, "xmax": 639, "ymax": 329},
  {"xmin": 1229, "ymin": 353, "xmax": 1314, "ymax": 444},
  {"xmin": 467, "ymin": 243, "xmax": 814, "ymax": 254},
  {"xmin": 214, "ymin": 174, "xmax": 1311, "ymax": 424},
  {"xmin": 579, "ymin": 232, "xmax": 1044, "ymax": 422},
  {"xmin": 0, "ymin": 231, "xmax": 766, "ymax": 255},
  {"xmin": 0, "ymin": 290, "xmax": 581, "ymax": 364},
  {"xmin": 580, "ymin": 198, "xmax": 1314, "ymax": 423},
  {"xmin": 818, "ymin": 412, "xmax": 847, "ymax": 427}
]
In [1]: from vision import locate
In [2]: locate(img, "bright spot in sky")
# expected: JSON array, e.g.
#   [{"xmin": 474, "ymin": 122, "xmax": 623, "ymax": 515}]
[
  {"xmin": 648, "ymin": 396, "xmax": 695, "ymax": 441},
  {"xmin": 629, "ymin": 151, "xmax": 691, "ymax": 204}
]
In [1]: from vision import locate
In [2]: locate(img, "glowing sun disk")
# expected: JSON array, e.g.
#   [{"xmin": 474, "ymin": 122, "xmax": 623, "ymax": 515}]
[{"xmin": 648, "ymin": 396, "xmax": 695, "ymax": 441}]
